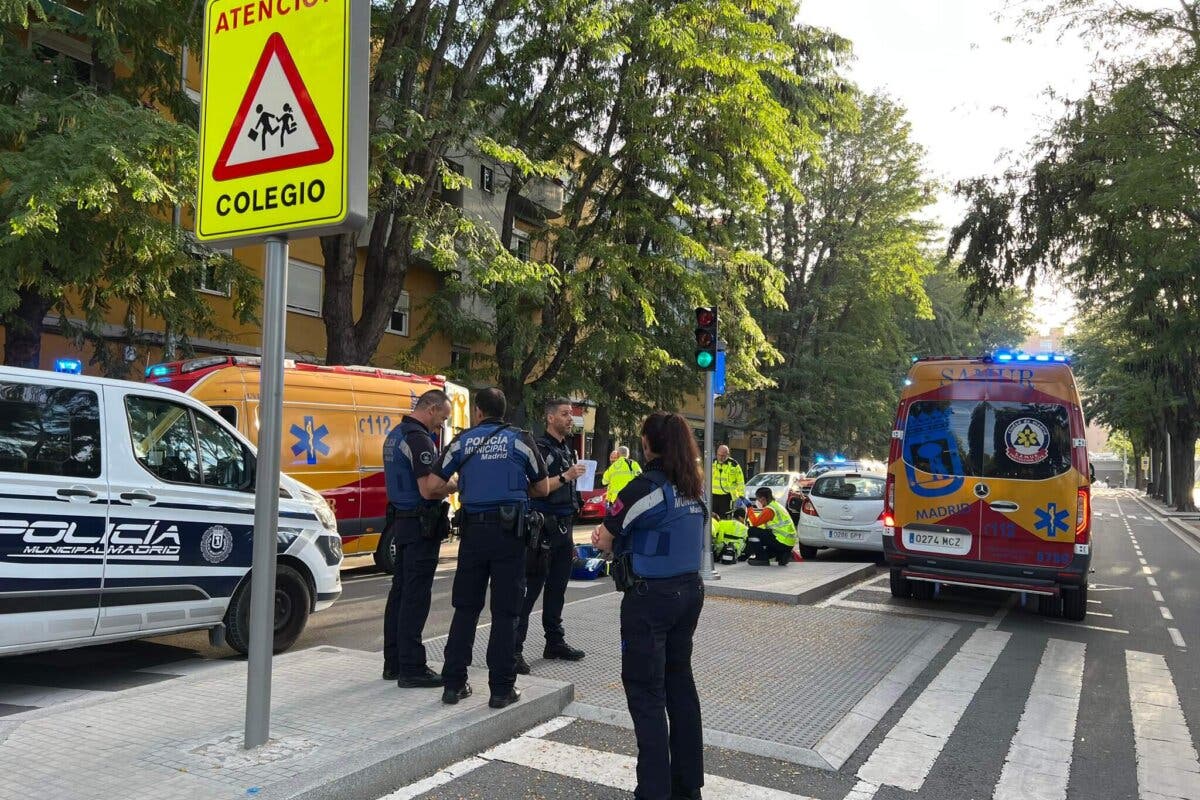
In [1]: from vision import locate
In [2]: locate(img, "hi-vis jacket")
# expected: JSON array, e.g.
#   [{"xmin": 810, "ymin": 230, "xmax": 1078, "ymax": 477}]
[
  {"xmin": 748, "ymin": 501, "xmax": 796, "ymax": 547},
  {"xmin": 602, "ymin": 457, "xmax": 642, "ymax": 502},
  {"xmin": 711, "ymin": 459, "xmax": 745, "ymax": 498}
]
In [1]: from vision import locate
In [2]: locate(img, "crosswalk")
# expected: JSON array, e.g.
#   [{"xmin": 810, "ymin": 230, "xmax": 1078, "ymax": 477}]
[{"xmin": 380, "ymin": 633, "xmax": 1200, "ymax": 800}]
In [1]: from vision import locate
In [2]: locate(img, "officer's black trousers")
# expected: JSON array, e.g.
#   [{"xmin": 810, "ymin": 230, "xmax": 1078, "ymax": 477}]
[
  {"xmin": 620, "ymin": 573, "xmax": 705, "ymax": 800},
  {"xmin": 711, "ymin": 493, "xmax": 732, "ymax": 518},
  {"xmin": 746, "ymin": 528, "xmax": 793, "ymax": 564},
  {"xmin": 382, "ymin": 523, "xmax": 441, "ymax": 677},
  {"xmin": 442, "ymin": 524, "xmax": 526, "ymax": 696},
  {"xmin": 516, "ymin": 517, "xmax": 574, "ymax": 653}
]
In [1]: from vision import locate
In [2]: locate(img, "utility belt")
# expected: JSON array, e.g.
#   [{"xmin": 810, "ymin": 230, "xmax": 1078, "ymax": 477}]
[
  {"xmin": 457, "ymin": 504, "xmax": 545, "ymax": 547},
  {"xmin": 389, "ymin": 502, "xmax": 451, "ymax": 541}
]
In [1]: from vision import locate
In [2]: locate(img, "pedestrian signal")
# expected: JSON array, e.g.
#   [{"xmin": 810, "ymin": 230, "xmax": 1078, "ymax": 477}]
[{"xmin": 695, "ymin": 306, "xmax": 718, "ymax": 371}]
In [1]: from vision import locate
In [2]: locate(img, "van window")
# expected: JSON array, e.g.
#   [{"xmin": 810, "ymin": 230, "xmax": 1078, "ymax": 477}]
[
  {"xmin": 195, "ymin": 413, "xmax": 249, "ymax": 490},
  {"xmin": 903, "ymin": 400, "xmax": 984, "ymax": 477},
  {"xmin": 984, "ymin": 402, "xmax": 1072, "ymax": 480},
  {"xmin": 0, "ymin": 382, "xmax": 101, "ymax": 478},
  {"xmin": 213, "ymin": 404, "xmax": 238, "ymax": 427},
  {"xmin": 126, "ymin": 396, "xmax": 200, "ymax": 484}
]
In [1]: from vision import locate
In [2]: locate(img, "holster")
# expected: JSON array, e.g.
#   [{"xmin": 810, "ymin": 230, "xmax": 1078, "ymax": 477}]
[
  {"xmin": 524, "ymin": 511, "xmax": 550, "ymax": 576},
  {"xmin": 497, "ymin": 503, "xmax": 526, "ymax": 541},
  {"xmin": 418, "ymin": 501, "xmax": 451, "ymax": 541},
  {"xmin": 610, "ymin": 551, "xmax": 641, "ymax": 593}
]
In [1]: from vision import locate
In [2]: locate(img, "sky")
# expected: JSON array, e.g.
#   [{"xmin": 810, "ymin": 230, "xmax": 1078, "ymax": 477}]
[{"xmin": 797, "ymin": 0, "xmax": 1105, "ymax": 335}]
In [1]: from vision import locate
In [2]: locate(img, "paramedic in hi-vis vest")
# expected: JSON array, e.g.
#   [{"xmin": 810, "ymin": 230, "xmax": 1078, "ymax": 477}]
[
  {"xmin": 711, "ymin": 444, "xmax": 745, "ymax": 517},
  {"xmin": 745, "ymin": 486, "xmax": 796, "ymax": 566},
  {"xmin": 712, "ymin": 506, "xmax": 749, "ymax": 563},
  {"xmin": 602, "ymin": 446, "xmax": 642, "ymax": 505},
  {"xmin": 592, "ymin": 411, "xmax": 707, "ymax": 800}
]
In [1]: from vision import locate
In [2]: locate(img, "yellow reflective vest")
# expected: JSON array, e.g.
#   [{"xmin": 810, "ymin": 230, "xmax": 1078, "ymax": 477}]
[
  {"xmin": 712, "ymin": 519, "xmax": 748, "ymax": 554},
  {"xmin": 711, "ymin": 459, "xmax": 745, "ymax": 498},
  {"xmin": 763, "ymin": 500, "xmax": 796, "ymax": 547},
  {"xmin": 602, "ymin": 457, "xmax": 642, "ymax": 502}
]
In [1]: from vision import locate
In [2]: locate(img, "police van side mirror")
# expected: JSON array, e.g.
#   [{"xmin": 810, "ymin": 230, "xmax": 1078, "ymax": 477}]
[{"xmin": 242, "ymin": 450, "xmax": 256, "ymax": 492}]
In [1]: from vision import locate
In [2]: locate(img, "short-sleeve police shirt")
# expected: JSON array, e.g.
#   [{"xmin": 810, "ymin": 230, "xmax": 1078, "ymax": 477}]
[{"xmin": 402, "ymin": 416, "xmax": 439, "ymax": 480}]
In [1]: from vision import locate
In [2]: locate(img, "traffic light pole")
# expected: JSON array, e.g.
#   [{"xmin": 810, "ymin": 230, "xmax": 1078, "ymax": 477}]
[{"xmin": 700, "ymin": 369, "xmax": 718, "ymax": 581}]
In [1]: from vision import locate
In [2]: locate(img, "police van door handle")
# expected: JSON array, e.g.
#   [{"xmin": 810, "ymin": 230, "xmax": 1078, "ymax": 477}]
[
  {"xmin": 989, "ymin": 501, "xmax": 1019, "ymax": 513},
  {"xmin": 119, "ymin": 490, "xmax": 158, "ymax": 504},
  {"xmin": 57, "ymin": 486, "xmax": 97, "ymax": 500}
]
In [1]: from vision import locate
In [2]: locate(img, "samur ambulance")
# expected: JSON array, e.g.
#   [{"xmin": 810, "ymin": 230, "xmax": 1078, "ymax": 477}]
[
  {"xmin": 883, "ymin": 352, "xmax": 1092, "ymax": 621},
  {"xmin": 145, "ymin": 357, "xmax": 470, "ymax": 572},
  {"xmin": 0, "ymin": 366, "xmax": 342, "ymax": 657}
]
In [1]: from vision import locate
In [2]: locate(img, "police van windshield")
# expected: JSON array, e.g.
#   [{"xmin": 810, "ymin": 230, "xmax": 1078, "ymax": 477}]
[{"xmin": 904, "ymin": 400, "xmax": 1072, "ymax": 480}]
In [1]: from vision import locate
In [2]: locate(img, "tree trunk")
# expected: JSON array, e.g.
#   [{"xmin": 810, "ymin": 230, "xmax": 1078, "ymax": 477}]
[
  {"xmin": 764, "ymin": 416, "xmax": 781, "ymax": 472},
  {"xmin": 321, "ymin": 233, "xmax": 362, "ymax": 364},
  {"xmin": 500, "ymin": 373, "xmax": 528, "ymax": 427},
  {"xmin": 591, "ymin": 404, "xmax": 612, "ymax": 462},
  {"xmin": 1169, "ymin": 420, "xmax": 1197, "ymax": 512},
  {"xmin": 3, "ymin": 287, "xmax": 52, "ymax": 368}
]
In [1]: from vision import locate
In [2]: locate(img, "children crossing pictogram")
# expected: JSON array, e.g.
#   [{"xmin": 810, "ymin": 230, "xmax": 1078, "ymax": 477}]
[{"xmin": 212, "ymin": 32, "xmax": 333, "ymax": 181}]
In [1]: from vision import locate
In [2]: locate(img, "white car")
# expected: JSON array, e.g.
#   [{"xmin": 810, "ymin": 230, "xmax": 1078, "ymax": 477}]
[
  {"xmin": 796, "ymin": 470, "xmax": 886, "ymax": 558},
  {"xmin": 0, "ymin": 366, "xmax": 342, "ymax": 658},
  {"xmin": 743, "ymin": 471, "xmax": 805, "ymax": 506}
]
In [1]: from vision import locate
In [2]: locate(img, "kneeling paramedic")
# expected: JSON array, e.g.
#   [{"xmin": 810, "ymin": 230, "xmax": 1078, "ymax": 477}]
[
  {"xmin": 712, "ymin": 506, "xmax": 748, "ymax": 564},
  {"xmin": 592, "ymin": 412, "xmax": 706, "ymax": 800},
  {"xmin": 745, "ymin": 486, "xmax": 796, "ymax": 566},
  {"xmin": 516, "ymin": 397, "xmax": 588, "ymax": 675},
  {"xmin": 381, "ymin": 389, "xmax": 457, "ymax": 688},
  {"xmin": 427, "ymin": 388, "xmax": 551, "ymax": 709}
]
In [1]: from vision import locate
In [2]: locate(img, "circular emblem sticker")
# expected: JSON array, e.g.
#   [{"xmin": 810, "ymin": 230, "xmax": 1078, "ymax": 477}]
[
  {"xmin": 1005, "ymin": 418, "xmax": 1050, "ymax": 465},
  {"xmin": 201, "ymin": 525, "xmax": 234, "ymax": 564},
  {"xmin": 419, "ymin": 451, "xmax": 435, "ymax": 465}
]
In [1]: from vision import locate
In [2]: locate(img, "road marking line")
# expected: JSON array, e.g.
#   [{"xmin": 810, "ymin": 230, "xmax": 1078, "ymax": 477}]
[
  {"xmin": 1160, "ymin": 606, "xmax": 1175, "ymax": 621},
  {"xmin": 1153, "ymin": 590, "xmax": 1165, "ymax": 602},
  {"xmin": 1087, "ymin": 599, "xmax": 1101, "ymax": 605},
  {"xmin": 857, "ymin": 629, "xmax": 1010, "ymax": 792},
  {"xmin": 1168, "ymin": 628, "xmax": 1187, "ymax": 649},
  {"xmin": 986, "ymin": 594, "xmax": 1018, "ymax": 630},
  {"xmin": 1142, "ymin": 566, "xmax": 1154, "ymax": 575},
  {"xmin": 1138, "ymin": 557, "xmax": 1148, "ymax": 566},
  {"xmin": 523, "ymin": 716, "xmax": 576, "ymax": 739},
  {"xmin": 1125, "ymin": 650, "xmax": 1200, "ymax": 799},
  {"xmin": 484, "ymin": 736, "xmax": 818, "ymax": 800},
  {"xmin": 993, "ymin": 639, "xmax": 1085, "ymax": 800},
  {"xmin": 1087, "ymin": 611, "xmax": 1114, "ymax": 618},
  {"xmin": 1043, "ymin": 620, "xmax": 1129, "ymax": 634},
  {"xmin": 1147, "ymin": 577, "xmax": 1158, "ymax": 587},
  {"xmin": 818, "ymin": 574, "xmax": 888, "ymax": 607},
  {"xmin": 843, "ymin": 780, "xmax": 879, "ymax": 800},
  {"xmin": 378, "ymin": 756, "xmax": 489, "ymax": 799}
]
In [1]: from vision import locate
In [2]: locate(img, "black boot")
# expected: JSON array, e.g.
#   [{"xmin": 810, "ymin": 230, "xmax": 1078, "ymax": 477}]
[
  {"xmin": 515, "ymin": 653, "xmax": 531, "ymax": 675},
  {"xmin": 397, "ymin": 667, "xmax": 443, "ymax": 688},
  {"xmin": 441, "ymin": 682, "xmax": 472, "ymax": 705},
  {"xmin": 488, "ymin": 687, "xmax": 522, "ymax": 709},
  {"xmin": 544, "ymin": 642, "xmax": 585, "ymax": 661}
]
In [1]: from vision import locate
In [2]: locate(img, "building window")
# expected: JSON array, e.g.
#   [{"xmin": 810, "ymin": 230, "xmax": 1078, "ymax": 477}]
[
  {"xmin": 441, "ymin": 160, "xmax": 464, "ymax": 207},
  {"xmin": 480, "ymin": 164, "xmax": 495, "ymax": 194},
  {"xmin": 32, "ymin": 37, "xmax": 91, "ymax": 86},
  {"xmin": 387, "ymin": 291, "xmax": 410, "ymax": 336},
  {"xmin": 512, "ymin": 233, "xmax": 530, "ymax": 261},
  {"xmin": 286, "ymin": 259, "xmax": 323, "ymax": 316},
  {"xmin": 450, "ymin": 346, "xmax": 471, "ymax": 370}
]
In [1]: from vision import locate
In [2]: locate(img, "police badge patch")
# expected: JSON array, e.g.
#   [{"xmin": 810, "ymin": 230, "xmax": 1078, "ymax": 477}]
[
  {"xmin": 419, "ymin": 451, "xmax": 435, "ymax": 465},
  {"xmin": 201, "ymin": 525, "xmax": 234, "ymax": 564}
]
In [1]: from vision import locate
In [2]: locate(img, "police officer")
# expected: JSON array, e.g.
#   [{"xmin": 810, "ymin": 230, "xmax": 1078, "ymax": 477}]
[
  {"xmin": 592, "ymin": 411, "xmax": 706, "ymax": 800},
  {"xmin": 381, "ymin": 389, "xmax": 458, "ymax": 687},
  {"xmin": 745, "ymin": 486, "xmax": 796, "ymax": 566},
  {"xmin": 515, "ymin": 398, "xmax": 588, "ymax": 674},
  {"xmin": 427, "ymin": 388, "xmax": 550, "ymax": 708},
  {"xmin": 711, "ymin": 444, "xmax": 745, "ymax": 517}
]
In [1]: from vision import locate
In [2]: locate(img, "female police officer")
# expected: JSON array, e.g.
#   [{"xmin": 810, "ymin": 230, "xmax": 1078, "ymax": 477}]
[{"xmin": 591, "ymin": 412, "xmax": 706, "ymax": 800}]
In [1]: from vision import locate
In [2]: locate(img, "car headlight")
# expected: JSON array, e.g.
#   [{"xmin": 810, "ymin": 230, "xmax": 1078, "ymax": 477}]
[
  {"xmin": 303, "ymin": 490, "xmax": 340, "ymax": 534},
  {"xmin": 316, "ymin": 533, "xmax": 343, "ymax": 565}
]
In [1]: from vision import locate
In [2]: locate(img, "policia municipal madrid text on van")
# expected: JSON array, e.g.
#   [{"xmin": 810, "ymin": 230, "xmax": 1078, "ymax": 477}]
[
  {"xmin": 380, "ymin": 390, "xmax": 458, "ymax": 687},
  {"xmin": 515, "ymin": 398, "xmax": 588, "ymax": 675},
  {"xmin": 424, "ymin": 388, "xmax": 551, "ymax": 709},
  {"xmin": 592, "ymin": 412, "xmax": 707, "ymax": 800}
]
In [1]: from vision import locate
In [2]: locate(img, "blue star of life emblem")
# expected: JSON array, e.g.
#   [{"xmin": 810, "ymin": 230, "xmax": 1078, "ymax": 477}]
[
  {"xmin": 290, "ymin": 416, "xmax": 330, "ymax": 465},
  {"xmin": 1034, "ymin": 502, "xmax": 1070, "ymax": 538}
]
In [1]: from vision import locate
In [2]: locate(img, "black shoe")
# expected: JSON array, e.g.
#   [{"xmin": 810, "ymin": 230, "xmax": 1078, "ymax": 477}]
[
  {"xmin": 776, "ymin": 555, "xmax": 790, "ymax": 566},
  {"xmin": 397, "ymin": 667, "xmax": 443, "ymax": 688},
  {"xmin": 382, "ymin": 667, "xmax": 399, "ymax": 681},
  {"xmin": 544, "ymin": 642, "xmax": 585, "ymax": 661},
  {"xmin": 441, "ymin": 683, "xmax": 472, "ymax": 705},
  {"xmin": 747, "ymin": 557, "xmax": 769, "ymax": 566},
  {"xmin": 488, "ymin": 688, "xmax": 522, "ymax": 709},
  {"xmin": 515, "ymin": 653, "xmax": 531, "ymax": 675}
]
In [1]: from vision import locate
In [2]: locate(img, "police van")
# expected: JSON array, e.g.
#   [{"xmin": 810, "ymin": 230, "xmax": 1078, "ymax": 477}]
[{"xmin": 0, "ymin": 367, "xmax": 342, "ymax": 657}]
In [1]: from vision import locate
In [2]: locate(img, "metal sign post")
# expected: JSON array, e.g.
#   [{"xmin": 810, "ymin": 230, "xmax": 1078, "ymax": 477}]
[
  {"xmin": 700, "ymin": 370, "xmax": 718, "ymax": 581},
  {"xmin": 244, "ymin": 236, "xmax": 288, "ymax": 748},
  {"xmin": 196, "ymin": 0, "xmax": 366, "ymax": 750}
]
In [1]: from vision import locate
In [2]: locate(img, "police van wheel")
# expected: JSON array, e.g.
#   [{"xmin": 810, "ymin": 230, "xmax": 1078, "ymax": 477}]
[
  {"xmin": 889, "ymin": 568, "xmax": 911, "ymax": 598},
  {"xmin": 1061, "ymin": 585, "xmax": 1087, "ymax": 622},
  {"xmin": 374, "ymin": 530, "xmax": 397, "ymax": 574},
  {"xmin": 224, "ymin": 565, "xmax": 312, "ymax": 655}
]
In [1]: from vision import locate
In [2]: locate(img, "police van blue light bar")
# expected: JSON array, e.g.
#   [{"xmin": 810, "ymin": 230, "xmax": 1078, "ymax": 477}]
[{"xmin": 54, "ymin": 358, "xmax": 83, "ymax": 374}]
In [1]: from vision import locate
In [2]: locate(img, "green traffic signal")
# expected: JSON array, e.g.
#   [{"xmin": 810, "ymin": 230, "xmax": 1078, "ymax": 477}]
[{"xmin": 695, "ymin": 350, "xmax": 715, "ymax": 369}]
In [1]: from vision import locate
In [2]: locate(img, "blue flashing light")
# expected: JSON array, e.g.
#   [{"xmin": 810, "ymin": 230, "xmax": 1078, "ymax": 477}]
[
  {"xmin": 1052, "ymin": 355, "xmax": 1068, "ymax": 363},
  {"xmin": 815, "ymin": 455, "xmax": 826, "ymax": 464},
  {"xmin": 1035, "ymin": 354, "xmax": 1051, "ymax": 362},
  {"xmin": 54, "ymin": 358, "xmax": 82, "ymax": 375},
  {"xmin": 995, "ymin": 351, "xmax": 1014, "ymax": 362},
  {"xmin": 834, "ymin": 454, "xmax": 846, "ymax": 462},
  {"xmin": 1016, "ymin": 353, "xmax": 1032, "ymax": 362},
  {"xmin": 149, "ymin": 365, "xmax": 170, "ymax": 378},
  {"xmin": 903, "ymin": 378, "xmax": 913, "ymax": 386}
]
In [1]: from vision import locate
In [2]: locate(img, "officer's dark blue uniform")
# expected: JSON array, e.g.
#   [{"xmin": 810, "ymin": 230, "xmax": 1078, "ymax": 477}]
[
  {"xmin": 381, "ymin": 415, "xmax": 444, "ymax": 683},
  {"xmin": 605, "ymin": 460, "xmax": 706, "ymax": 800},
  {"xmin": 517, "ymin": 430, "xmax": 581, "ymax": 663},
  {"xmin": 438, "ymin": 418, "xmax": 546, "ymax": 701}
]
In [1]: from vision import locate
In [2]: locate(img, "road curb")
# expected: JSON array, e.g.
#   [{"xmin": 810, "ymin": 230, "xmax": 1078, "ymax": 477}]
[
  {"xmin": 1130, "ymin": 493, "xmax": 1200, "ymax": 550},
  {"xmin": 705, "ymin": 562, "xmax": 877, "ymax": 606}
]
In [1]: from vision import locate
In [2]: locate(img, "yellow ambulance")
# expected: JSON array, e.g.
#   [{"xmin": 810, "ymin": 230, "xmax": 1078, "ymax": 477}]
[
  {"xmin": 883, "ymin": 352, "xmax": 1092, "ymax": 620},
  {"xmin": 146, "ymin": 356, "xmax": 469, "ymax": 572}
]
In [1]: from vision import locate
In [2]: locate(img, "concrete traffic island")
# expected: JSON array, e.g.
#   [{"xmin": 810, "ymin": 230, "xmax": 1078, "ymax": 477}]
[
  {"xmin": 703, "ymin": 560, "xmax": 878, "ymax": 605},
  {"xmin": 0, "ymin": 646, "xmax": 571, "ymax": 800}
]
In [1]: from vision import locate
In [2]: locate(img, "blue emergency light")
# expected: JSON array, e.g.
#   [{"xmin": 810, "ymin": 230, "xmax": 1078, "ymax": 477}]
[
  {"xmin": 147, "ymin": 364, "xmax": 170, "ymax": 378},
  {"xmin": 53, "ymin": 358, "xmax": 82, "ymax": 374},
  {"xmin": 995, "ymin": 351, "xmax": 1015, "ymax": 362},
  {"xmin": 992, "ymin": 349, "xmax": 1071, "ymax": 365}
]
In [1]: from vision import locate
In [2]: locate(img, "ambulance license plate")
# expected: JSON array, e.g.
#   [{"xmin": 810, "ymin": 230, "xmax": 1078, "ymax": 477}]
[
  {"xmin": 904, "ymin": 530, "xmax": 970, "ymax": 555},
  {"xmin": 825, "ymin": 529, "xmax": 865, "ymax": 542}
]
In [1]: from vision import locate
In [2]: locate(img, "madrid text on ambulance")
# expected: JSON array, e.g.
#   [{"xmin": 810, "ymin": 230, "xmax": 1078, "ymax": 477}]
[
  {"xmin": 212, "ymin": 0, "xmax": 330, "ymax": 35},
  {"xmin": 215, "ymin": 179, "xmax": 325, "ymax": 217}
]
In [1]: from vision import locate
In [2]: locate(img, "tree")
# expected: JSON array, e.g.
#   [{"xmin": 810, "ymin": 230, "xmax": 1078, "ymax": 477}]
[
  {"xmin": 905, "ymin": 263, "xmax": 1032, "ymax": 358},
  {"xmin": 0, "ymin": 2, "xmax": 256, "ymax": 372}
]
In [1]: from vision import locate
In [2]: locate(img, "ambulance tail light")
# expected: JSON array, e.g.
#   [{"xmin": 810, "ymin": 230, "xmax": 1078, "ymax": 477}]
[
  {"xmin": 884, "ymin": 473, "xmax": 895, "ymax": 517},
  {"xmin": 1075, "ymin": 487, "xmax": 1091, "ymax": 544},
  {"xmin": 801, "ymin": 498, "xmax": 819, "ymax": 517}
]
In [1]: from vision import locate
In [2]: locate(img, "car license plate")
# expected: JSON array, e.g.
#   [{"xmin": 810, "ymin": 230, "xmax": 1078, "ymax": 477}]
[
  {"xmin": 904, "ymin": 530, "xmax": 971, "ymax": 555},
  {"xmin": 825, "ymin": 529, "xmax": 865, "ymax": 542}
]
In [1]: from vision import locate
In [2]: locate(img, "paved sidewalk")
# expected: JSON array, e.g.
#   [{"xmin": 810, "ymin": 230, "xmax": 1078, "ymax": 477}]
[
  {"xmin": 0, "ymin": 647, "xmax": 571, "ymax": 800},
  {"xmin": 429, "ymin": 590, "xmax": 956, "ymax": 771},
  {"xmin": 705, "ymin": 561, "xmax": 876, "ymax": 605}
]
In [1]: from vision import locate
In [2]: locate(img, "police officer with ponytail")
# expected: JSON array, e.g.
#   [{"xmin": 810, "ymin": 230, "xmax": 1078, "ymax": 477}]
[
  {"xmin": 426, "ymin": 388, "xmax": 551, "ymax": 709},
  {"xmin": 592, "ymin": 412, "xmax": 706, "ymax": 800}
]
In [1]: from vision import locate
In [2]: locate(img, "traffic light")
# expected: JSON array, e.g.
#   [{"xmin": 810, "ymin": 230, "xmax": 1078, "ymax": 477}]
[{"xmin": 694, "ymin": 306, "xmax": 718, "ymax": 370}]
